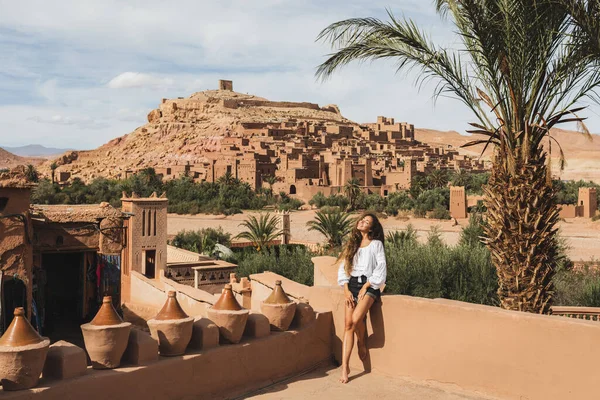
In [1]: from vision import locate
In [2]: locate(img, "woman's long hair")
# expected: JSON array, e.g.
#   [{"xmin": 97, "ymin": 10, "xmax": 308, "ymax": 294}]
[{"xmin": 338, "ymin": 212, "xmax": 385, "ymax": 277}]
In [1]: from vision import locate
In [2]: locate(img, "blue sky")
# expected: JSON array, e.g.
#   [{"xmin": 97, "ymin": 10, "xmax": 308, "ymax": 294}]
[{"xmin": 1, "ymin": 0, "xmax": 599, "ymax": 149}]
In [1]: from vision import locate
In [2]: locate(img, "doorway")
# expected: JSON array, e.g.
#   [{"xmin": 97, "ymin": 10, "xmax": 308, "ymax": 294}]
[
  {"xmin": 145, "ymin": 250, "xmax": 156, "ymax": 279},
  {"xmin": 42, "ymin": 252, "xmax": 86, "ymax": 343}
]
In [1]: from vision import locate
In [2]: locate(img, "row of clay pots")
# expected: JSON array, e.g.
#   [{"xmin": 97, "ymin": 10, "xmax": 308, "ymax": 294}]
[
  {"xmin": 0, "ymin": 281, "xmax": 300, "ymax": 390},
  {"xmin": 206, "ymin": 280, "xmax": 298, "ymax": 344},
  {"xmin": 82, "ymin": 292, "xmax": 195, "ymax": 368}
]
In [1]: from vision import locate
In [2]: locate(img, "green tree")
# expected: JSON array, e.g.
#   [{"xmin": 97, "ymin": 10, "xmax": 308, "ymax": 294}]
[
  {"xmin": 427, "ymin": 169, "xmax": 449, "ymax": 190},
  {"xmin": 217, "ymin": 170, "xmax": 235, "ymax": 186},
  {"xmin": 306, "ymin": 208, "xmax": 353, "ymax": 248},
  {"xmin": 344, "ymin": 178, "xmax": 361, "ymax": 211},
  {"xmin": 316, "ymin": 1, "xmax": 600, "ymax": 314},
  {"xmin": 50, "ymin": 162, "xmax": 58, "ymax": 184},
  {"xmin": 263, "ymin": 175, "xmax": 278, "ymax": 200},
  {"xmin": 450, "ymin": 169, "xmax": 470, "ymax": 189},
  {"xmin": 24, "ymin": 164, "xmax": 39, "ymax": 183},
  {"xmin": 234, "ymin": 213, "xmax": 283, "ymax": 251}
]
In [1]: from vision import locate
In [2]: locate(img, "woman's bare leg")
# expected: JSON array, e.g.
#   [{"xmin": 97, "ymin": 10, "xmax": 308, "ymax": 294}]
[
  {"xmin": 340, "ymin": 296, "xmax": 375, "ymax": 383},
  {"xmin": 355, "ymin": 314, "xmax": 368, "ymax": 360},
  {"xmin": 340, "ymin": 301, "xmax": 355, "ymax": 383}
]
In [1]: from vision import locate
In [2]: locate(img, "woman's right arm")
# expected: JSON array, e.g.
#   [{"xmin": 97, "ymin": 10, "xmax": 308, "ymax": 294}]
[
  {"xmin": 337, "ymin": 260, "xmax": 349, "ymax": 287},
  {"xmin": 337, "ymin": 261, "xmax": 355, "ymax": 307}
]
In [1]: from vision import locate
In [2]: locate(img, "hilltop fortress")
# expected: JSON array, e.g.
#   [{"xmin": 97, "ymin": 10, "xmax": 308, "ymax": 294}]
[{"xmin": 51, "ymin": 80, "xmax": 489, "ymax": 201}]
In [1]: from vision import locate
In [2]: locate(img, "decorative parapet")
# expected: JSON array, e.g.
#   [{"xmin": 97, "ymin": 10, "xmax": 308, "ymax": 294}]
[{"xmin": 551, "ymin": 306, "xmax": 600, "ymax": 321}]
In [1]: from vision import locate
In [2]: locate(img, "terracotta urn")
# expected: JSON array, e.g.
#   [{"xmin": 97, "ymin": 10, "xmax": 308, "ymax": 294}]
[
  {"xmin": 0, "ymin": 308, "xmax": 50, "ymax": 391},
  {"xmin": 81, "ymin": 296, "xmax": 131, "ymax": 369},
  {"xmin": 147, "ymin": 291, "xmax": 194, "ymax": 356},
  {"xmin": 206, "ymin": 284, "xmax": 249, "ymax": 344},
  {"xmin": 260, "ymin": 280, "xmax": 297, "ymax": 331}
]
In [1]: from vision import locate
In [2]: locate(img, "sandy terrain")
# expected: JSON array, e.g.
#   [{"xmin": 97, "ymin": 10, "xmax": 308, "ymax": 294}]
[{"xmin": 168, "ymin": 210, "xmax": 600, "ymax": 262}]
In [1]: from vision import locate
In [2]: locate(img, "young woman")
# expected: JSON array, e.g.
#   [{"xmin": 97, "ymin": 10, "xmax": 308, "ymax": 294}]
[{"xmin": 336, "ymin": 213, "xmax": 386, "ymax": 384}]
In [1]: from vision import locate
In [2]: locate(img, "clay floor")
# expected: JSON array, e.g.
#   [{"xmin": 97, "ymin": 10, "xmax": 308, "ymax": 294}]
[
  {"xmin": 168, "ymin": 210, "xmax": 600, "ymax": 262},
  {"xmin": 235, "ymin": 364, "xmax": 497, "ymax": 400}
]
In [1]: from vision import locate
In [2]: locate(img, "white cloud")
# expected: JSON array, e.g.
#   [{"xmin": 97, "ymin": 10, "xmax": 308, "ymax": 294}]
[
  {"xmin": 0, "ymin": 0, "xmax": 597, "ymax": 149},
  {"xmin": 28, "ymin": 114, "xmax": 109, "ymax": 129},
  {"xmin": 107, "ymin": 72, "xmax": 175, "ymax": 89}
]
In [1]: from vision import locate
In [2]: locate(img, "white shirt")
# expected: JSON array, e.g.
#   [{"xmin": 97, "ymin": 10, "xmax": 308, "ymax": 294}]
[{"xmin": 337, "ymin": 239, "xmax": 387, "ymax": 290}]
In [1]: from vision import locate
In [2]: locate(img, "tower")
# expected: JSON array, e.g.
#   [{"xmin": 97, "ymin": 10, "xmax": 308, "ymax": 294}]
[
  {"xmin": 278, "ymin": 211, "xmax": 291, "ymax": 245},
  {"xmin": 578, "ymin": 187, "xmax": 597, "ymax": 218},
  {"xmin": 121, "ymin": 192, "xmax": 168, "ymax": 303},
  {"xmin": 449, "ymin": 186, "xmax": 468, "ymax": 219}
]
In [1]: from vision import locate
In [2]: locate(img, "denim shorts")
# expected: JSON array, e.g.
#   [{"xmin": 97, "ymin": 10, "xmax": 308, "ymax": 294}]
[{"xmin": 348, "ymin": 275, "xmax": 381, "ymax": 303}]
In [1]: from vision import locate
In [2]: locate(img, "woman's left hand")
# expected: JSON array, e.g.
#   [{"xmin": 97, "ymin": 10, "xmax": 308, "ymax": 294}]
[{"xmin": 357, "ymin": 286, "xmax": 367, "ymax": 302}]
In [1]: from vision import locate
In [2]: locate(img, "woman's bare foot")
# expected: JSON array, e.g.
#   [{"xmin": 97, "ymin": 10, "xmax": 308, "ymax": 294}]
[
  {"xmin": 339, "ymin": 365, "xmax": 350, "ymax": 383},
  {"xmin": 357, "ymin": 338, "xmax": 367, "ymax": 361}
]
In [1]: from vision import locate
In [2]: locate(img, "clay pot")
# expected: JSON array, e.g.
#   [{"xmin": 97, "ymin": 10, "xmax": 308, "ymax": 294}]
[
  {"xmin": 81, "ymin": 296, "xmax": 131, "ymax": 369},
  {"xmin": 147, "ymin": 291, "xmax": 194, "ymax": 356},
  {"xmin": 206, "ymin": 284, "xmax": 249, "ymax": 344},
  {"xmin": 0, "ymin": 307, "xmax": 50, "ymax": 391},
  {"xmin": 260, "ymin": 280, "xmax": 297, "ymax": 331}
]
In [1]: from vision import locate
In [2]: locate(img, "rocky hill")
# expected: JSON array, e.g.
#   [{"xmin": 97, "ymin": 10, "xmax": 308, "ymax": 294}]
[
  {"xmin": 43, "ymin": 89, "xmax": 355, "ymax": 181},
  {"xmin": 41, "ymin": 84, "xmax": 600, "ymax": 183},
  {"xmin": 0, "ymin": 148, "xmax": 44, "ymax": 170}
]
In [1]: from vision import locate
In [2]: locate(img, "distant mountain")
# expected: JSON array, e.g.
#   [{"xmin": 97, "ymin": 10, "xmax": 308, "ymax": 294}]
[
  {"xmin": 0, "ymin": 148, "xmax": 44, "ymax": 169},
  {"xmin": 2, "ymin": 145, "xmax": 75, "ymax": 157}
]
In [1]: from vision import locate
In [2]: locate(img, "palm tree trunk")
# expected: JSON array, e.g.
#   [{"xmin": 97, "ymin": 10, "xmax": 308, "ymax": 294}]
[{"xmin": 483, "ymin": 147, "xmax": 560, "ymax": 314}]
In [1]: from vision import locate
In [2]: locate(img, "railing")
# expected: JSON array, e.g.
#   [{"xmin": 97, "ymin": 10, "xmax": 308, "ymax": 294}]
[{"xmin": 551, "ymin": 306, "xmax": 600, "ymax": 321}]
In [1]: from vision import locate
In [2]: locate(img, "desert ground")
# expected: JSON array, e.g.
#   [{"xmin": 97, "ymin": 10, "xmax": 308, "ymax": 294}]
[{"xmin": 168, "ymin": 210, "xmax": 600, "ymax": 262}]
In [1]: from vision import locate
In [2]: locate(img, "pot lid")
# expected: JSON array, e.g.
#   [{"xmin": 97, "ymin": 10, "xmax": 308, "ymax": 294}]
[
  {"xmin": 155, "ymin": 291, "xmax": 189, "ymax": 320},
  {"xmin": 212, "ymin": 284, "xmax": 243, "ymax": 311},
  {"xmin": 0, "ymin": 308, "xmax": 45, "ymax": 347},
  {"xmin": 90, "ymin": 296, "xmax": 124, "ymax": 326},
  {"xmin": 263, "ymin": 280, "xmax": 292, "ymax": 304}
]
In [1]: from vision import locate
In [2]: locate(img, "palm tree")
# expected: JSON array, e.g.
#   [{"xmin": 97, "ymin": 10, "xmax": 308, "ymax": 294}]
[
  {"xmin": 344, "ymin": 178, "xmax": 361, "ymax": 211},
  {"xmin": 306, "ymin": 209, "xmax": 353, "ymax": 248},
  {"xmin": 50, "ymin": 162, "xmax": 58, "ymax": 184},
  {"xmin": 317, "ymin": 2, "xmax": 600, "ymax": 313},
  {"xmin": 263, "ymin": 175, "xmax": 278, "ymax": 199},
  {"xmin": 386, "ymin": 224, "xmax": 418, "ymax": 247},
  {"xmin": 234, "ymin": 213, "xmax": 283, "ymax": 251},
  {"xmin": 451, "ymin": 169, "xmax": 470, "ymax": 189},
  {"xmin": 217, "ymin": 170, "xmax": 235, "ymax": 186},
  {"xmin": 427, "ymin": 169, "xmax": 450, "ymax": 190},
  {"xmin": 24, "ymin": 164, "xmax": 39, "ymax": 183}
]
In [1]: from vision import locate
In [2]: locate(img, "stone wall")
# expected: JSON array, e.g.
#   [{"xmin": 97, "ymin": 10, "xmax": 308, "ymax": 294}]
[
  {"xmin": 0, "ymin": 187, "xmax": 33, "ymax": 318},
  {"xmin": 221, "ymin": 99, "xmax": 322, "ymax": 111}
]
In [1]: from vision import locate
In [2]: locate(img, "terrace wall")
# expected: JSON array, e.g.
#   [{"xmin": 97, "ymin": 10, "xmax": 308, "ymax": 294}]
[
  {"xmin": 0, "ymin": 311, "xmax": 332, "ymax": 400},
  {"xmin": 304, "ymin": 256, "xmax": 600, "ymax": 400}
]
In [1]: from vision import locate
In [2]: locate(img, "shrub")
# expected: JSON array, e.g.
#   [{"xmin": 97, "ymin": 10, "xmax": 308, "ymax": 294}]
[
  {"xmin": 355, "ymin": 193, "xmax": 386, "ymax": 212},
  {"xmin": 232, "ymin": 246, "xmax": 315, "ymax": 286},
  {"xmin": 414, "ymin": 188, "xmax": 450, "ymax": 217},
  {"xmin": 428, "ymin": 206, "xmax": 451, "ymax": 220},
  {"xmin": 459, "ymin": 214, "xmax": 485, "ymax": 247},
  {"xmin": 170, "ymin": 228, "xmax": 231, "ymax": 254},
  {"xmin": 384, "ymin": 238, "xmax": 498, "ymax": 305},
  {"xmin": 309, "ymin": 192, "xmax": 349, "ymax": 209},
  {"xmin": 553, "ymin": 264, "xmax": 600, "ymax": 307}
]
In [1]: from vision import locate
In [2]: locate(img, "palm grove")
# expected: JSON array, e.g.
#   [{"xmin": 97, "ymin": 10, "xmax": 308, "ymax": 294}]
[{"xmin": 316, "ymin": 0, "xmax": 600, "ymax": 313}]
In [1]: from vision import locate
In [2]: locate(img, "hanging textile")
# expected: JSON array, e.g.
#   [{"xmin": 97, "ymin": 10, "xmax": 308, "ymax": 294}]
[{"xmin": 98, "ymin": 254, "xmax": 121, "ymax": 307}]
